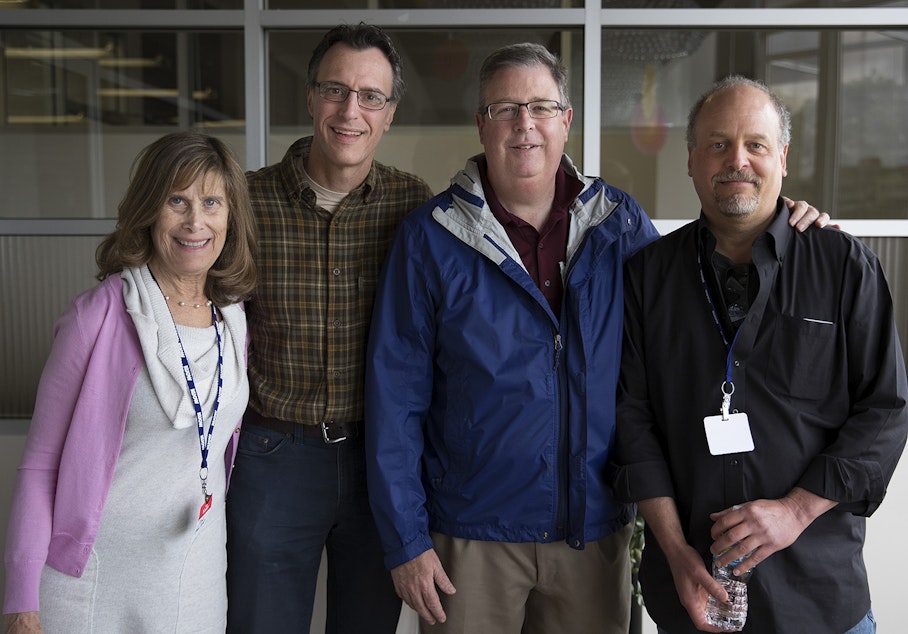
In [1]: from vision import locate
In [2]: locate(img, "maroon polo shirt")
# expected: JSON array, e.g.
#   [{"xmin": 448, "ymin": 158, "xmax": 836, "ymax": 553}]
[{"xmin": 478, "ymin": 157, "xmax": 582, "ymax": 316}]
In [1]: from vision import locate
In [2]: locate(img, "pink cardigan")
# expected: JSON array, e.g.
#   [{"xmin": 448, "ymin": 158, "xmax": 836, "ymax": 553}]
[{"xmin": 3, "ymin": 275, "xmax": 244, "ymax": 614}]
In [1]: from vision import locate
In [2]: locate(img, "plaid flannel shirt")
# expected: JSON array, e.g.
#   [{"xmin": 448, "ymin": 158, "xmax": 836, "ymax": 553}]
[{"xmin": 245, "ymin": 136, "xmax": 433, "ymax": 426}]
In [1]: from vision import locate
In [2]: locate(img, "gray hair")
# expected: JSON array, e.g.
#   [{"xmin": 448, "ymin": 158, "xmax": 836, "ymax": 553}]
[
  {"xmin": 477, "ymin": 43, "xmax": 570, "ymax": 112},
  {"xmin": 686, "ymin": 75, "xmax": 791, "ymax": 149}
]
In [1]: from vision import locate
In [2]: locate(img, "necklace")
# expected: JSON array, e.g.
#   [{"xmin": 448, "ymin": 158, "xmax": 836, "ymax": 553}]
[{"xmin": 164, "ymin": 295, "xmax": 213, "ymax": 309}]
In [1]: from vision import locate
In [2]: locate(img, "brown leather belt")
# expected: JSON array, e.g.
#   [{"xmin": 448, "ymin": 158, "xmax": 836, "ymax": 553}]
[{"xmin": 244, "ymin": 409, "xmax": 361, "ymax": 444}]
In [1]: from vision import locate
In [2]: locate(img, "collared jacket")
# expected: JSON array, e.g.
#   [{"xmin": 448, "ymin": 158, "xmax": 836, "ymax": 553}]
[
  {"xmin": 3, "ymin": 275, "xmax": 245, "ymax": 614},
  {"xmin": 365, "ymin": 154, "xmax": 659, "ymax": 570}
]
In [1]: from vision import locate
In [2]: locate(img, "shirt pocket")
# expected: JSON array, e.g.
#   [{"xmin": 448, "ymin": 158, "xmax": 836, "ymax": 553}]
[{"xmin": 765, "ymin": 314, "xmax": 836, "ymax": 401}]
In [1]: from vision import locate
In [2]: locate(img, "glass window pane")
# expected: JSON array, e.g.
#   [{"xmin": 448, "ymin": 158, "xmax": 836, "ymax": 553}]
[
  {"xmin": 600, "ymin": 28, "xmax": 908, "ymax": 221},
  {"xmin": 267, "ymin": 1, "xmax": 580, "ymax": 7},
  {"xmin": 600, "ymin": 0, "xmax": 906, "ymax": 7},
  {"xmin": 0, "ymin": 235, "xmax": 103, "ymax": 418},
  {"xmin": 269, "ymin": 29, "xmax": 583, "ymax": 195},
  {"xmin": 600, "ymin": 27, "xmax": 712, "ymax": 217},
  {"xmin": 863, "ymin": 237, "xmax": 908, "ymax": 363},
  {"xmin": 0, "ymin": 30, "xmax": 246, "ymax": 219},
  {"xmin": 839, "ymin": 31, "xmax": 908, "ymax": 217},
  {"xmin": 2, "ymin": 0, "xmax": 241, "ymax": 8}
]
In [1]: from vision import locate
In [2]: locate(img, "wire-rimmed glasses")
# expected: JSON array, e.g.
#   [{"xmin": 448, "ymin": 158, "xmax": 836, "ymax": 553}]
[
  {"xmin": 314, "ymin": 81, "xmax": 391, "ymax": 111},
  {"xmin": 483, "ymin": 100, "xmax": 565, "ymax": 121}
]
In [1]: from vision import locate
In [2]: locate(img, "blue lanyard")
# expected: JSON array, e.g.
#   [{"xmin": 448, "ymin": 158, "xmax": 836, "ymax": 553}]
[
  {"xmin": 149, "ymin": 267, "xmax": 223, "ymax": 501},
  {"xmin": 698, "ymin": 253, "xmax": 742, "ymax": 418}
]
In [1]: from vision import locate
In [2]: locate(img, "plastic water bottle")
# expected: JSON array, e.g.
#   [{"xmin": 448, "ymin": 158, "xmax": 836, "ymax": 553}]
[{"xmin": 705, "ymin": 556, "xmax": 753, "ymax": 631}]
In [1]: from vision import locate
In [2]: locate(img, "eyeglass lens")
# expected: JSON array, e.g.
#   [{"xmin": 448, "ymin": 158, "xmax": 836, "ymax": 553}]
[
  {"xmin": 487, "ymin": 100, "xmax": 562, "ymax": 120},
  {"xmin": 317, "ymin": 82, "xmax": 388, "ymax": 110}
]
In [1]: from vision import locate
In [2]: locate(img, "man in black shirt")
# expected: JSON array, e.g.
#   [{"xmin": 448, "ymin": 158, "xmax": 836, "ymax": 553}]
[{"xmin": 612, "ymin": 76, "xmax": 908, "ymax": 633}]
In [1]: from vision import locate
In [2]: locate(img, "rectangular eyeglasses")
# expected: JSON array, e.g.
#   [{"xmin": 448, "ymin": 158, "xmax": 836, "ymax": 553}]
[
  {"xmin": 315, "ymin": 81, "xmax": 391, "ymax": 111},
  {"xmin": 484, "ymin": 100, "xmax": 565, "ymax": 121}
]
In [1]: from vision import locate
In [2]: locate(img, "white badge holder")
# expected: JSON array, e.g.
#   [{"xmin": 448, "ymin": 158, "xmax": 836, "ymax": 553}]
[{"xmin": 703, "ymin": 382, "xmax": 755, "ymax": 456}]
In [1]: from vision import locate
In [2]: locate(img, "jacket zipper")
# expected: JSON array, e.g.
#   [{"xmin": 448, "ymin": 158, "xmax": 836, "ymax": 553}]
[{"xmin": 553, "ymin": 329, "xmax": 569, "ymax": 541}]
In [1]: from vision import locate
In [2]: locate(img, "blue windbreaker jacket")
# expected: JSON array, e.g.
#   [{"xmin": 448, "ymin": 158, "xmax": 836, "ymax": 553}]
[{"xmin": 365, "ymin": 154, "xmax": 660, "ymax": 570}]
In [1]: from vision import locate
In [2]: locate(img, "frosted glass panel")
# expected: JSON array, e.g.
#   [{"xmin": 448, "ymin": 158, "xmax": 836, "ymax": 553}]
[{"xmin": 0, "ymin": 235, "xmax": 103, "ymax": 418}]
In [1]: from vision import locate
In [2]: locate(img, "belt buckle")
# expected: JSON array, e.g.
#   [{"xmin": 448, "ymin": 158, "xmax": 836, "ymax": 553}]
[{"xmin": 320, "ymin": 420, "xmax": 346, "ymax": 444}]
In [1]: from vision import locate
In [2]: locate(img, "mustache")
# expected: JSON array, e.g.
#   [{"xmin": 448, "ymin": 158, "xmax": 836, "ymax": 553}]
[{"xmin": 713, "ymin": 170, "xmax": 760, "ymax": 187}]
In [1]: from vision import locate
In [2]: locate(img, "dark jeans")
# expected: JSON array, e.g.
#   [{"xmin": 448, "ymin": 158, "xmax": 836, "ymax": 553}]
[
  {"xmin": 656, "ymin": 608, "xmax": 875, "ymax": 634},
  {"xmin": 226, "ymin": 422, "xmax": 401, "ymax": 634}
]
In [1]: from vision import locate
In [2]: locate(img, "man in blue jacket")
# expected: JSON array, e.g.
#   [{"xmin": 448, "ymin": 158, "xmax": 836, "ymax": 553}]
[{"xmin": 365, "ymin": 44, "xmax": 824, "ymax": 633}]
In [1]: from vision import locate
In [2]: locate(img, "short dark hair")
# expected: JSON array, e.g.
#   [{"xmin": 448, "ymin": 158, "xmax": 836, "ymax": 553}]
[
  {"xmin": 686, "ymin": 75, "xmax": 792, "ymax": 149},
  {"xmin": 307, "ymin": 23, "xmax": 405, "ymax": 103},
  {"xmin": 95, "ymin": 131, "xmax": 257, "ymax": 305},
  {"xmin": 477, "ymin": 42, "xmax": 570, "ymax": 112}
]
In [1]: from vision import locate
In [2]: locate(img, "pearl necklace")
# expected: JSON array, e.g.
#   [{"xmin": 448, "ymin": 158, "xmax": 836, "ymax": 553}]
[{"xmin": 164, "ymin": 295, "xmax": 213, "ymax": 309}]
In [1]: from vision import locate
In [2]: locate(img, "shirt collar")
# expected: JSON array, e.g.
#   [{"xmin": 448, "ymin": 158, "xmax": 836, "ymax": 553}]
[
  {"xmin": 281, "ymin": 136, "xmax": 377, "ymax": 204},
  {"xmin": 477, "ymin": 155, "xmax": 582, "ymax": 231},
  {"xmin": 697, "ymin": 197, "xmax": 790, "ymax": 262}
]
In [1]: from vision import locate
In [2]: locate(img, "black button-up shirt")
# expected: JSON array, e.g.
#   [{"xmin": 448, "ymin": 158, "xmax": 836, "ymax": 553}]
[{"xmin": 612, "ymin": 201, "xmax": 908, "ymax": 633}]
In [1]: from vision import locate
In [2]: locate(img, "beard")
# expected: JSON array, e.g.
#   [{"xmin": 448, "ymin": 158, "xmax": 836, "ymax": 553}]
[{"xmin": 713, "ymin": 170, "xmax": 761, "ymax": 217}]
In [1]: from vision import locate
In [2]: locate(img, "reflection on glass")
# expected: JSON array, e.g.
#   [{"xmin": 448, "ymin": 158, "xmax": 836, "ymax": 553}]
[
  {"xmin": 600, "ymin": 29, "xmax": 908, "ymax": 220},
  {"xmin": 268, "ymin": 29, "xmax": 583, "ymax": 194},
  {"xmin": 267, "ymin": 0, "xmax": 580, "ymax": 7},
  {"xmin": 1, "ymin": 0, "xmax": 241, "ymax": 8},
  {"xmin": 599, "ymin": 27, "xmax": 711, "ymax": 216},
  {"xmin": 838, "ymin": 31, "xmax": 908, "ymax": 218},
  {"xmin": 599, "ymin": 0, "xmax": 907, "ymax": 6},
  {"xmin": 0, "ymin": 30, "xmax": 245, "ymax": 219}
]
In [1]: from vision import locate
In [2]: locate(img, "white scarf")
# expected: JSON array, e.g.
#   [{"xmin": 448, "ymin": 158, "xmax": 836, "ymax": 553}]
[{"xmin": 120, "ymin": 265, "xmax": 247, "ymax": 429}]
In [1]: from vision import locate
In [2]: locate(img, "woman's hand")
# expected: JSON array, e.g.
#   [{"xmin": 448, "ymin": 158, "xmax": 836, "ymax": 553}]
[{"xmin": 3, "ymin": 611, "xmax": 43, "ymax": 634}]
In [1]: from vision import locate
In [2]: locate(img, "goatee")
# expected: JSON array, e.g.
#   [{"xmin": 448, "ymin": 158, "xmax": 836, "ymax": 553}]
[{"xmin": 713, "ymin": 170, "xmax": 761, "ymax": 217}]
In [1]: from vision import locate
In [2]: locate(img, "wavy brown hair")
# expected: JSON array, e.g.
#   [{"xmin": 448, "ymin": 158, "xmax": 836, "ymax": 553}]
[{"xmin": 95, "ymin": 131, "xmax": 256, "ymax": 305}]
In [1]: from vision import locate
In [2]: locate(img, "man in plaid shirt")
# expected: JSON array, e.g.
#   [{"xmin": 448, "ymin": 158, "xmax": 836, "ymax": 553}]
[{"xmin": 226, "ymin": 23, "xmax": 432, "ymax": 634}]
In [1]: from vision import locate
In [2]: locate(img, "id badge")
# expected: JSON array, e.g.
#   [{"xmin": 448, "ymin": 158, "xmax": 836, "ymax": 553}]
[
  {"xmin": 704, "ymin": 412, "xmax": 755, "ymax": 456},
  {"xmin": 196, "ymin": 494, "xmax": 212, "ymax": 533}
]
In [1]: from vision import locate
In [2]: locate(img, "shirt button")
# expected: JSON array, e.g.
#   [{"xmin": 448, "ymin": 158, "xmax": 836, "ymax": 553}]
[
  {"xmin": 544, "ymin": 279, "xmax": 551, "ymax": 287},
  {"xmin": 332, "ymin": 267, "xmax": 341, "ymax": 276},
  {"xmin": 730, "ymin": 458, "xmax": 739, "ymax": 466},
  {"xmin": 333, "ymin": 370, "xmax": 340, "ymax": 378},
  {"xmin": 333, "ymin": 319, "xmax": 341, "ymax": 327},
  {"xmin": 542, "ymin": 532, "xmax": 549, "ymax": 540}
]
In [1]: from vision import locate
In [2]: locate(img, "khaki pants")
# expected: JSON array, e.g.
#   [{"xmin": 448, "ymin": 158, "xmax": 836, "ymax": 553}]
[{"xmin": 424, "ymin": 522, "xmax": 634, "ymax": 634}]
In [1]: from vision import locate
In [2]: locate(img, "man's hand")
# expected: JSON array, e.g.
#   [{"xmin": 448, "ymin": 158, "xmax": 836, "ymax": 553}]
[
  {"xmin": 709, "ymin": 489, "xmax": 837, "ymax": 574},
  {"xmin": 390, "ymin": 549, "xmax": 456, "ymax": 625},
  {"xmin": 3, "ymin": 612, "xmax": 44, "ymax": 634},
  {"xmin": 663, "ymin": 542, "xmax": 730, "ymax": 633},
  {"xmin": 638, "ymin": 497, "xmax": 729, "ymax": 632},
  {"xmin": 783, "ymin": 196, "xmax": 837, "ymax": 231}
]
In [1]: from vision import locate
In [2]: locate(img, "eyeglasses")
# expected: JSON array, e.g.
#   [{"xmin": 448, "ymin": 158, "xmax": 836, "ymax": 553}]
[
  {"xmin": 314, "ymin": 81, "xmax": 392, "ymax": 111},
  {"xmin": 483, "ymin": 100, "xmax": 565, "ymax": 121}
]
